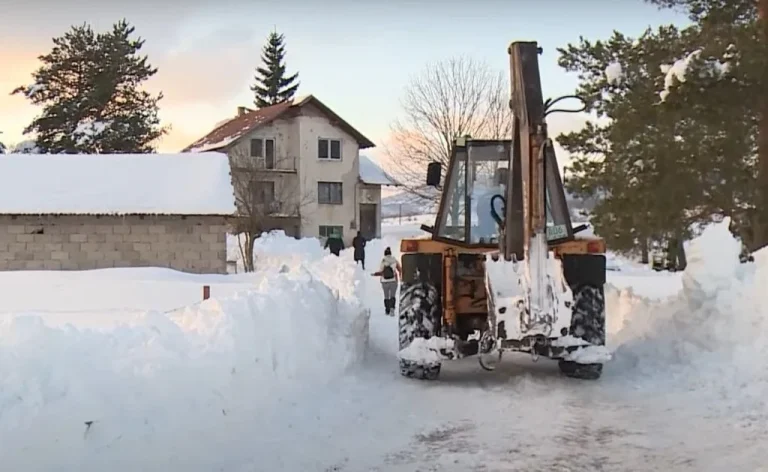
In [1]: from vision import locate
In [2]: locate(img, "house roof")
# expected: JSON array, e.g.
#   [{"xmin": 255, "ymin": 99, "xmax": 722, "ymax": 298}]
[
  {"xmin": 0, "ymin": 152, "xmax": 237, "ymax": 216},
  {"xmin": 359, "ymin": 155, "xmax": 400, "ymax": 186},
  {"xmin": 182, "ymin": 95, "xmax": 375, "ymax": 153}
]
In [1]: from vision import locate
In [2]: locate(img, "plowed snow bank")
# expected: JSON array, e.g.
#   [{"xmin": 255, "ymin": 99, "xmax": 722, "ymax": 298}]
[
  {"xmin": 0, "ymin": 245, "xmax": 370, "ymax": 471},
  {"xmin": 250, "ymin": 230, "xmax": 403, "ymax": 355},
  {"xmin": 606, "ymin": 218, "xmax": 765, "ymax": 388}
]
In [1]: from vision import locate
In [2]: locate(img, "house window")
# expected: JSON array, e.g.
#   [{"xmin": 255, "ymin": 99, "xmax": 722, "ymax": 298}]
[
  {"xmin": 318, "ymin": 181, "xmax": 343, "ymax": 205},
  {"xmin": 250, "ymin": 138, "xmax": 276, "ymax": 169},
  {"xmin": 319, "ymin": 225, "xmax": 343, "ymax": 238},
  {"xmin": 318, "ymin": 138, "xmax": 341, "ymax": 160},
  {"xmin": 265, "ymin": 139, "xmax": 275, "ymax": 169},
  {"xmin": 249, "ymin": 180, "xmax": 275, "ymax": 204}
]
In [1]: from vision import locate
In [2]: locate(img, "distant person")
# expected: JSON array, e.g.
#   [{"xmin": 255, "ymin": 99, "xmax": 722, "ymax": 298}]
[
  {"xmin": 352, "ymin": 231, "xmax": 367, "ymax": 269},
  {"xmin": 373, "ymin": 247, "xmax": 402, "ymax": 316},
  {"xmin": 324, "ymin": 233, "xmax": 345, "ymax": 256}
]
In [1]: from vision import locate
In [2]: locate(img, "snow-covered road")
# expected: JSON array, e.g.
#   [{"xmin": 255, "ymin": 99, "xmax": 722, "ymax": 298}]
[{"xmin": 261, "ymin": 311, "xmax": 766, "ymax": 472}]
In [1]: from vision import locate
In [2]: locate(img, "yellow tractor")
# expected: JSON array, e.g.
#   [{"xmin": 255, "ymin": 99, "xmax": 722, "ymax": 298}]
[{"xmin": 396, "ymin": 41, "xmax": 609, "ymax": 380}]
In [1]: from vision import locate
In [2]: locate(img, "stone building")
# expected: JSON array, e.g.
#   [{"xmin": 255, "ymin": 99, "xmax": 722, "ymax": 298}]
[{"xmin": 0, "ymin": 152, "xmax": 236, "ymax": 274}]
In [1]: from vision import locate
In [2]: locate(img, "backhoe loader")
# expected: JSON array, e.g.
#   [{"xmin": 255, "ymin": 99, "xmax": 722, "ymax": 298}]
[{"xmin": 396, "ymin": 41, "xmax": 610, "ymax": 380}]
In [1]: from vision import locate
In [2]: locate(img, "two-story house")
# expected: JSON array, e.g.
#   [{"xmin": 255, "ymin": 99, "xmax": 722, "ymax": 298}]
[{"xmin": 182, "ymin": 95, "xmax": 399, "ymax": 244}]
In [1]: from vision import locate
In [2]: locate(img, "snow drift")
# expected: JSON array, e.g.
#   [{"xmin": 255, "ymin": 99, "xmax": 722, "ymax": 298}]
[
  {"xmin": 605, "ymin": 217, "xmax": 766, "ymax": 390},
  {"xmin": 0, "ymin": 243, "xmax": 370, "ymax": 471}
]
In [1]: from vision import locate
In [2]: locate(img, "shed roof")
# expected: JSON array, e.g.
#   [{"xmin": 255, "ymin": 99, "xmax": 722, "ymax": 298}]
[{"xmin": 0, "ymin": 152, "xmax": 237, "ymax": 215}]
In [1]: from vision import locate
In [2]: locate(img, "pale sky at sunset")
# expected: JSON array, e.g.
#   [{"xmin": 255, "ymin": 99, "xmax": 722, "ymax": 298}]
[{"xmin": 0, "ymin": 0, "xmax": 689, "ymax": 169}]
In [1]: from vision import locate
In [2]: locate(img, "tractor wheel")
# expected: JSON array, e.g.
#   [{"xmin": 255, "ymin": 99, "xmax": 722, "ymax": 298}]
[
  {"xmin": 398, "ymin": 281, "xmax": 441, "ymax": 380},
  {"xmin": 560, "ymin": 284, "xmax": 605, "ymax": 380},
  {"xmin": 558, "ymin": 360, "xmax": 603, "ymax": 380}
]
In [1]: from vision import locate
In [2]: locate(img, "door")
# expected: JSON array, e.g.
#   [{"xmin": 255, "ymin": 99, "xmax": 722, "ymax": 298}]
[{"xmin": 359, "ymin": 203, "xmax": 377, "ymax": 240}]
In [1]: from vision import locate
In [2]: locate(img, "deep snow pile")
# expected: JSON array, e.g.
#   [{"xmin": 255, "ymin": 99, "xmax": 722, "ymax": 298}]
[
  {"xmin": 0, "ymin": 242, "xmax": 370, "ymax": 471},
  {"xmin": 606, "ymin": 217, "xmax": 766, "ymax": 390}
]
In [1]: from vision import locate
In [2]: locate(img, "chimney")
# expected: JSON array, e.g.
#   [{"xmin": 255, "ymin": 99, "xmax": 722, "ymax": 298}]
[{"xmin": 237, "ymin": 106, "xmax": 247, "ymax": 117}]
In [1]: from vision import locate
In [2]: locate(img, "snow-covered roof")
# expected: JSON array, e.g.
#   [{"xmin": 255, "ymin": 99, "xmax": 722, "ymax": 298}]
[
  {"xmin": 359, "ymin": 155, "xmax": 400, "ymax": 186},
  {"xmin": 0, "ymin": 152, "xmax": 237, "ymax": 215}
]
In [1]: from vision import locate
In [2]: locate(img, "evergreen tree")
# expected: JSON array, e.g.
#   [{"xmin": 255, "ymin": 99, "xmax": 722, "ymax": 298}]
[
  {"xmin": 646, "ymin": 0, "xmax": 766, "ymax": 250},
  {"xmin": 12, "ymin": 20, "xmax": 166, "ymax": 154},
  {"xmin": 557, "ymin": 10, "xmax": 762, "ymax": 259},
  {"xmin": 250, "ymin": 31, "xmax": 300, "ymax": 108},
  {"xmin": 0, "ymin": 131, "xmax": 5, "ymax": 154},
  {"xmin": 557, "ymin": 28, "xmax": 694, "ymax": 258}
]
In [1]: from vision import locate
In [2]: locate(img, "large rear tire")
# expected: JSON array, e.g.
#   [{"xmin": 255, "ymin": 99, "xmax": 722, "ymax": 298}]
[
  {"xmin": 559, "ymin": 283, "xmax": 605, "ymax": 380},
  {"xmin": 398, "ymin": 281, "xmax": 442, "ymax": 380}
]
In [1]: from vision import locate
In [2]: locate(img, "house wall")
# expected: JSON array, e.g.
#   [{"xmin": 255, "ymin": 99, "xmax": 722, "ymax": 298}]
[
  {"xmin": 228, "ymin": 117, "xmax": 299, "ymax": 171},
  {"xmin": 296, "ymin": 104, "xmax": 360, "ymax": 244},
  {"xmin": 0, "ymin": 215, "xmax": 229, "ymax": 274},
  {"xmin": 227, "ymin": 117, "xmax": 303, "ymax": 236}
]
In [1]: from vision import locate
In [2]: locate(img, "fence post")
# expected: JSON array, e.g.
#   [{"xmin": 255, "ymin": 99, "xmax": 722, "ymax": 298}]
[{"xmin": 203, "ymin": 285, "xmax": 210, "ymax": 300}]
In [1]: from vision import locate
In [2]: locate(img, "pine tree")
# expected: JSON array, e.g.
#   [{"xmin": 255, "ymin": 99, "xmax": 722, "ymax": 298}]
[
  {"xmin": 556, "ymin": 27, "xmax": 706, "ymax": 260},
  {"xmin": 12, "ymin": 20, "xmax": 166, "ymax": 154},
  {"xmin": 250, "ymin": 30, "xmax": 300, "ymax": 108},
  {"xmin": 646, "ymin": 0, "xmax": 766, "ymax": 250}
]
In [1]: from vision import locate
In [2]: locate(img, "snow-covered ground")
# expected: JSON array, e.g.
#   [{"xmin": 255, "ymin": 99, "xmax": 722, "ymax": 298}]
[{"xmin": 1, "ymin": 215, "xmax": 767, "ymax": 471}]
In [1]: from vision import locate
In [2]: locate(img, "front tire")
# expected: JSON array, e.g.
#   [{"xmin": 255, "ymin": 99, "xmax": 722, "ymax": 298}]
[{"xmin": 398, "ymin": 281, "xmax": 441, "ymax": 380}]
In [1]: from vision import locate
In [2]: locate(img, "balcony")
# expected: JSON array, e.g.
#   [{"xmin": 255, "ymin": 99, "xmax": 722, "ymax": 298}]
[{"xmin": 231, "ymin": 156, "xmax": 298, "ymax": 174}]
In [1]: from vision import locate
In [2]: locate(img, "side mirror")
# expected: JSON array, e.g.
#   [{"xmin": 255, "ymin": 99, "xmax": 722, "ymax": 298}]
[{"xmin": 426, "ymin": 161, "xmax": 442, "ymax": 187}]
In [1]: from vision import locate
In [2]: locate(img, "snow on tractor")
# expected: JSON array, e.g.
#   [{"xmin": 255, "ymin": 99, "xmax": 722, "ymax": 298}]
[{"xmin": 396, "ymin": 41, "xmax": 611, "ymax": 381}]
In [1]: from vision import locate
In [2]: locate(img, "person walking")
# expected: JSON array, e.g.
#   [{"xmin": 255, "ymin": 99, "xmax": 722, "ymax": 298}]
[
  {"xmin": 352, "ymin": 231, "xmax": 367, "ymax": 269},
  {"xmin": 324, "ymin": 233, "xmax": 345, "ymax": 256},
  {"xmin": 373, "ymin": 247, "xmax": 401, "ymax": 316}
]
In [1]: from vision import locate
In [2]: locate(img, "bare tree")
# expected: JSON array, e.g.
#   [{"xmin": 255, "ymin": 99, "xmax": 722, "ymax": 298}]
[
  {"xmin": 227, "ymin": 146, "xmax": 315, "ymax": 272},
  {"xmin": 384, "ymin": 56, "xmax": 513, "ymax": 200}
]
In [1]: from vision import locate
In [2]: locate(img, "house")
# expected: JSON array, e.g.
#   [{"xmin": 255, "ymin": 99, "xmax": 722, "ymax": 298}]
[
  {"xmin": 182, "ymin": 95, "xmax": 400, "ymax": 243},
  {"xmin": 0, "ymin": 152, "xmax": 236, "ymax": 274}
]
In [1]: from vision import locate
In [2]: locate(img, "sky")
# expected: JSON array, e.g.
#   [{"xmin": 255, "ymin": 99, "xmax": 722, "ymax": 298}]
[{"xmin": 0, "ymin": 0, "xmax": 691, "ymax": 174}]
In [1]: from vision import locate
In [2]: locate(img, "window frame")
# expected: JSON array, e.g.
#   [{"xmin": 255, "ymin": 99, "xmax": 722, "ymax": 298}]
[
  {"xmin": 319, "ymin": 225, "xmax": 343, "ymax": 239},
  {"xmin": 250, "ymin": 138, "xmax": 276, "ymax": 169},
  {"xmin": 317, "ymin": 181, "xmax": 343, "ymax": 205},
  {"xmin": 318, "ymin": 138, "xmax": 342, "ymax": 160}
]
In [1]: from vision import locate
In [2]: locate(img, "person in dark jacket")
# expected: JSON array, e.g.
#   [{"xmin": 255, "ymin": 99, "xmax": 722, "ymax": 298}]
[
  {"xmin": 352, "ymin": 231, "xmax": 366, "ymax": 269},
  {"xmin": 324, "ymin": 233, "xmax": 345, "ymax": 256}
]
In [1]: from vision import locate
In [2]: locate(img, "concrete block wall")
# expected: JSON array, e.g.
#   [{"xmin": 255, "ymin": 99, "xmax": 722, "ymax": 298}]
[{"xmin": 0, "ymin": 215, "xmax": 229, "ymax": 274}]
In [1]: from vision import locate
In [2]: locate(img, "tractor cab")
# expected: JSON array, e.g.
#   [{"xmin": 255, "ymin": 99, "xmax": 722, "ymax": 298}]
[{"xmin": 423, "ymin": 136, "xmax": 577, "ymax": 258}]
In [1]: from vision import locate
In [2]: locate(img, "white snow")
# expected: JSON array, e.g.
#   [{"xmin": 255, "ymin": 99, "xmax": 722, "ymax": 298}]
[
  {"xmin": 607, "ymin": 217, "xmax": 766, "ymax": 391},
  {"xmin": 563, "ymin": 344, "xmax": 613, "ymax": 363},
  {"xmin": 605, "ymin": 61, "xmax": 624, "ymax": 85},
  {"xmin": 73, "ymin": 119, "xmax": 111, "ymax": 146},
  {"xmin": 0, "ymin": 152, "xmax": 236, "ymax": 215},
  {"xmin": 359, "ymin": 155, "xmax": 400, "ymax": 186},
  {"xmin": 398, "ymin": 337, "xmax": 455, "ymax": 366},
  {"xmin": 659, "ymin": 49, "xmax": 731, "ymax": 101},
  {"xmin": 3, "ymin": 210, "xmax": 768, "ymax": 469},
  {"xmin": 0, "ymin": 240, "xmax": 371, "ymax": 471},
  {"xmin": 187, "ymin": 136, "xmax": 240, "ymax": 154},
  {"xmin": 10, "ymin": 139, "xmax": 40, "ymax": 153}
]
